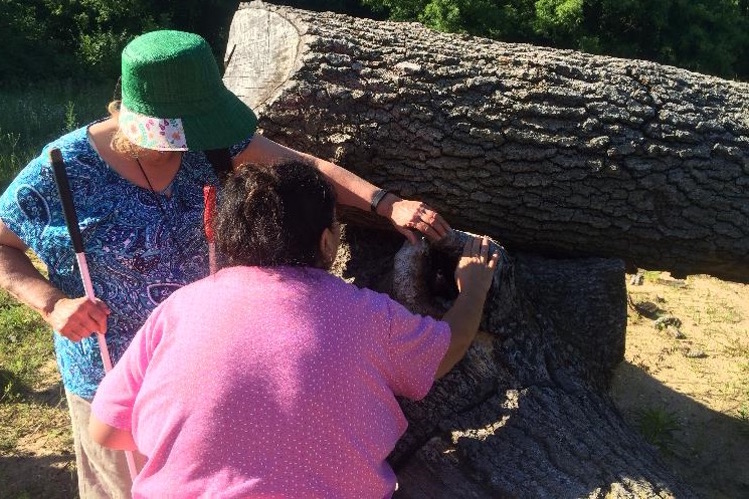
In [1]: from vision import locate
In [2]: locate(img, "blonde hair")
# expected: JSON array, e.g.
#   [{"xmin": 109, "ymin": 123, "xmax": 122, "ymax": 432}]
[{"xmin": 107, "ymin": 100, "xmax": 150, "ymax": 157}]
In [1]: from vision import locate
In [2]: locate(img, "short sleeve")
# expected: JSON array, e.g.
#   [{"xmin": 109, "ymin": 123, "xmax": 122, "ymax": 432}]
[
  {"xmin": 229, "ymin": 134, "xmax": 254, "ymax": 157},
  {"xmin": 385, "ymin": 299, "xmax": 451, "ymax": 401},
  {"xmin": 90, "ymin": 306, "xmax": 165, "ymax": 431},
  {"xmin": 0, "ymin": 150, "xmax": 59, "ymax": 255}
]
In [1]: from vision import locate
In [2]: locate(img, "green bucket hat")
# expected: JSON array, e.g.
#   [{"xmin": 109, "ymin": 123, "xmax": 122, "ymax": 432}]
[{"xmin": 118, "ymin": 30, "xmax": 257, "ymax": 151}]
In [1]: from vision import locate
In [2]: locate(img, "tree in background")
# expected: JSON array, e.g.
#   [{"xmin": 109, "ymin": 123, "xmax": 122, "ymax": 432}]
[
  {"xmin": 1, "ymin": 0, "xmax": 747, "ymax": 84},
  {"xmin": 0, "ymin": 0, "xmax": 160, "ymax": 85},
  {"xmin": 265, "ymin": 0, "xmax": 381, "ymax": 17},
  {"xmin": 361, "ymin": 0, "xmax": 538, "ymax": 41},
  {"xmin": 0, "ymin": 0, "xmax": 244, "ymax": 86},
  {"xmin": 578, "ymin": 0, "xmax": 748, "ymax": 79},
  {"xmin": 363, "ymin": 0, "xmax": 749, "ymax": 81},
  {"xmin": 0, "ymin": 0, "xmax": 73, "ymax": 84},
  {"xmin": 0, "ymin": 0, "xmax": 385, "ymax": 86}
]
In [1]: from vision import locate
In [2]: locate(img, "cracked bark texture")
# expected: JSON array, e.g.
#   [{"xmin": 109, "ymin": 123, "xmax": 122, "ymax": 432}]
[
  {"xmin": 335, "ymin": 227, "xmax": 694, "ymax": 498},
  {"xmin": 225, "ymin": 1, "xmax": 749, "ymax": 283}
]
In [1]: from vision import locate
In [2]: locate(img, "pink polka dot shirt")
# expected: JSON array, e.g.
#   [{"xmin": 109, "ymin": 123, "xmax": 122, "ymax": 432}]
[{"xmin": 92, "ymin": 265, "xmax": 450, "ymax": 498}]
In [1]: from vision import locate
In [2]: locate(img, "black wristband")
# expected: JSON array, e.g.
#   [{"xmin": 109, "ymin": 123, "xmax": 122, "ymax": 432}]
[{"xmin": 370, "ymin": 188, "xmax": 390, "ymax": 213}]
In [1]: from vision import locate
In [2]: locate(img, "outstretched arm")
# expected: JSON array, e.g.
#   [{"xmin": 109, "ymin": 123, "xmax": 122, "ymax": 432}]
[{"xmin": 236, "ymin": 134, "xmax": 451, "ymax": 243}]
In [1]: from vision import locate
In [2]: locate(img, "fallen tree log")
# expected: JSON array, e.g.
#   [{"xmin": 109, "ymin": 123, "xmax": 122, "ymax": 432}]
[
  {"xmin": 222, "ymin": 3, "xmax": 708, "ymax": 496},
  {"xmin": 224, "ymin": 1, "xmax": 749, "ymax": 283}
]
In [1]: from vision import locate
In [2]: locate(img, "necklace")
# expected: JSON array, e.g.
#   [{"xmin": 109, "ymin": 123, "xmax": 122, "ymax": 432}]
[
  {"xmin": 135, "ymin": 156, "xmax": 175, "ymax": 217},
  {"xmin": 133, "ymin": 155, "xmax": 187, "ymax": 264}
]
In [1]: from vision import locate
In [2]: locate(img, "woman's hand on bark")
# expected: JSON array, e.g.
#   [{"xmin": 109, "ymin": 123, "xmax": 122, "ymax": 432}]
[
  {"xmin": 377, "ymin": 194, "xmax": 451, "ymax": 244},
  {"xmin": 454, "ymin": 235, "xmax": 499, "ymax": 297}
]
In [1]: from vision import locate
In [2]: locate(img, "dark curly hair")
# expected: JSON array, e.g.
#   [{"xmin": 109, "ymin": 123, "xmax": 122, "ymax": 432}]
[{"xmin": 214, "ymin": 161, "xmax": 337, "ymax": 268}]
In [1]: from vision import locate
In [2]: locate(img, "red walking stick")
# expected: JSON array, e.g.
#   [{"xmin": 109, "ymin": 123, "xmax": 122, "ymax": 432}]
[
  {"xmin": 203, "ymin": 185, "xmax": 217, "ymax": 274},
  {"xmin": 50, "ymin": 148, "xmax": 138, "ymax": 480}
]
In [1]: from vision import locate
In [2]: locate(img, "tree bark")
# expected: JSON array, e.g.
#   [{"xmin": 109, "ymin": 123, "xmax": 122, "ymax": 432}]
[
  {"xmin": 338, "ymin": 227, "xmax": 694, "ymax": 498},
  {"xmin": 224, "ymin": 1, "xmax": 749, "ymax": 284}
]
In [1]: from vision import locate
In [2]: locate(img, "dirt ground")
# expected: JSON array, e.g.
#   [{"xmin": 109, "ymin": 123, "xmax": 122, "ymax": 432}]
[
  {"xmin": 2, "ymin": 265, "xmax": 747, "ymax": 498},
  {"xmin": 611, "ymin": 271, "xmax": 749, "ymax": 498}
]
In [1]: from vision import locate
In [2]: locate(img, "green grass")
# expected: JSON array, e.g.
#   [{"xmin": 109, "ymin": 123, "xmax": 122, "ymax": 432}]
[
  {"xmin": 0, "ymin": 80, "xmax": 112, "ymax": 190},
  {"xmin": 0, "ymin": 80, "xmax": 112, "ymax": 495},
  {"xmin": 723, "ymin": 335, "xmax": 749, "ymax": 357},
  {"xmin": 0, "ymin": 256, "xmax": 75, "ymax": 496},
  {"xmin": 635, "ymin": 406, "xmax": 680, "ymax": 453},
  {"xmin": 738, "ymin": 405, "xmax": 749, "ymax": 438},
  {"xmin": 640, "ymin": 270, "xmax": 663, "ymax": 283},
  {"xmin": 0, "ymin": 255, "xmax": 61, "ymax": 452},
  {"xmin": 0, "ymin": 289, "xmax": 53, "ymax": 391},
  {"xmin": 0, "ymin": 306, "xmax": 66, "ymax": 457}
]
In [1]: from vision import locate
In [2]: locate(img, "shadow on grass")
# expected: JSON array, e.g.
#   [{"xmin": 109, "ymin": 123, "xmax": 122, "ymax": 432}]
[
  {"xmin": 25, "ymin": 380, "xmax": 68, "ymax": 408},
  {"xmin": 0, "ymin": 454, "xmax": 77, "ymax": 499},
  {"xmin": 612, "ymin": 361, "xmax": 749, "ymax": 499},
  {"xmin": 1, "ymin": 369, "xmax": 67, "ymax": 409}
]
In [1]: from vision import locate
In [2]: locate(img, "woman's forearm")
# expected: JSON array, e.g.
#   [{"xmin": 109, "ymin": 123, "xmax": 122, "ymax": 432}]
[
  {"xmin": 436, "ymin": 290, "xmax": 487, "ymax": 378},
  {"xmin": 0, "ymin": 222, "xmax": 110, "ymax": 340},
  {"xmin": 0, "ymin": 244, "xmax": 66, "ymax": 320},
  {"xmin": 237, "ymin": 134, "xmax": 451, "ymax": 242},
  {"xmin": 237, "ymin": 134, "xmax": 382, "ymax": 210},
  {"xmin": 89, "ymin": 413, "xmax": 138, "ymax": 451},
  {"xmin": 435, "ymin": 236, "xmax": 498, "ymax": 379}
]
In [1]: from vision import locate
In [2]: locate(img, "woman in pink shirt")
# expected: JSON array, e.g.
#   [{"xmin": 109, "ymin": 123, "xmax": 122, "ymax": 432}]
[{"xmin": 89, "ymin": 161, "xmax": 498, "ymax": 498}]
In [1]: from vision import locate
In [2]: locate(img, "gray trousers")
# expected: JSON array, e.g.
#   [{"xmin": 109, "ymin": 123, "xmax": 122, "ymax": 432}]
[{"xmin": 66, "ymin": 390, "xmax": 135, "ymax": 499}]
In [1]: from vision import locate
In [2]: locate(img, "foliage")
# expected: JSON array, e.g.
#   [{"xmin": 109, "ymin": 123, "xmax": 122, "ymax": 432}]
[
  {"xmin": 739, "ymin": 404, "xmax": 749, "ymax": 437},
  {"xmin": 2, "ymin": 0, "xmax": 747, "ymax": 82},
  {"xmin": 0, "ymin": 81, "xmax": 112, "ymax": 189},
  {"xmin": 265, "ymin": 0, "xmax": 381, "ymax": 17},
  {"xmin": 635, "ymin": 406, "xmax": 680, "ymax": 453},
  {"xmin": 363, "ymin": 0, "xmax": 749, "ymax": 80},
  {"xmin": 0, "ymin": 0, "xmax": 155, "ymax": 84},
  {"xmin": 578, "ymin": 0, "xmax": 749, "ymax": 79},
  {"xmin": 420, "ymin": 0, "xmax": 533, "ymax": 39},
  {"xmin": 534, "ymin": 0, "xmax": 583, "ymax": 45},
  {"xmin": 0, "ymin": 1, "xmax": 242, "ymax": 85},
  {"xmin": 363, "ymin": 0, "xmax": 539, "ymax": 40}
]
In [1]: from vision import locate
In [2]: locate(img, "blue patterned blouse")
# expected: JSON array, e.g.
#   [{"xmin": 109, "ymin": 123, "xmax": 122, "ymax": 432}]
[{"xmin": 0, "ymin": 123, "xmax": 250, "ymax": 399}]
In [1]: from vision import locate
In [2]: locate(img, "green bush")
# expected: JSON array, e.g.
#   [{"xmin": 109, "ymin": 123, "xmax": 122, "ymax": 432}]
[
  {"xmin": 0, "ymin": 1, "xmax": 247, "ymax": 85},
  {"xmin": 2, "ymin": 1, "xmax": 747, "ymax": 84},
  {"xmin": 363, "ymin": 0, "xmax": 749, "ymax": 80}
]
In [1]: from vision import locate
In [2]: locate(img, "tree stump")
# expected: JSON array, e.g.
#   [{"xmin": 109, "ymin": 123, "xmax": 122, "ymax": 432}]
[
  {"xmin": 336, "ymin": 227, "xmax": 693, "ymax": 497},
  {"xmin": 224, "ymin": 1, "xmax": 749, "ymax": 284}
]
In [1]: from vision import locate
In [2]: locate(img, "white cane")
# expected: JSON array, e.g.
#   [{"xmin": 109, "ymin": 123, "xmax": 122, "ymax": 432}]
[{"xmin": 50, "ymin": 148, "xmax": 138, "ymax": 480}]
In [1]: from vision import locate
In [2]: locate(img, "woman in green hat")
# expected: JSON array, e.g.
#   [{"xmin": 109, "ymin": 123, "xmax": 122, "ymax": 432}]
[{"xmin": 0, "ymin": 30, "xmax": 450, "ymax": 497}]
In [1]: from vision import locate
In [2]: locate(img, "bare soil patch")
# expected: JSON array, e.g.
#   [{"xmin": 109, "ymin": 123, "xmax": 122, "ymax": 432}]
[{"xmin": 612, "ymin": 271, "xmax": 749, "ymax": 498}]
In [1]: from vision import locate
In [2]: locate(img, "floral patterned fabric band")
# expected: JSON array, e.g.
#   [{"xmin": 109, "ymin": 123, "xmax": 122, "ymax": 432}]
[{"xmin": 119, "ymin": 104, "xmax": 189, "ymax": 151}]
